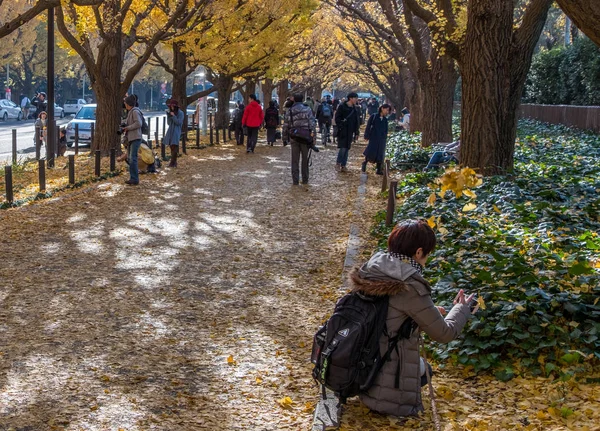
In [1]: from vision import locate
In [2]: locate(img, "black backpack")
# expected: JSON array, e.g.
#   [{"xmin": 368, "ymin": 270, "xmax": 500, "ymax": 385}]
[
  {"xmin": 311, "ymin": 291, "xmax": 414, "ymax": 402},
  {"xmin": 321, "ymin": 103, "xmax": 332, "ymax": 119},
  {"xmin": 134, "ymin": 108, "xmax": 149, "ymax": 135}
]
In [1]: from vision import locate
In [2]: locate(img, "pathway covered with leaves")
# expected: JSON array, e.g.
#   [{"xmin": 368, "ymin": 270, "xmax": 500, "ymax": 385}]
[{"xmin": 1, "ymin": 138, "xmax": 598, "ymax": 431}]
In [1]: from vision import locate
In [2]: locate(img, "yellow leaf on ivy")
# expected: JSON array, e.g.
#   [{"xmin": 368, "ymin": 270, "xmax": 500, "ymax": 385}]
[
  {"xmin": 515, "ymin": 305, "xmax": 526, "ymax": 312},
  {"xmin": 427, "ymin": 215, "xmax": 436, "ymax": 228},
  {"xmin": 476, "ymin": 296, "xmax": 486, "ymax": 310},
  {"xmin": 569, "ymin": 321, "xmax": 579, "ymax": 328},
  {"xmin": 493, "ymin": 204, "xmax": 501, "ymax": 213},
  {"xmin": 463, "ymin": 189, "xmax": 477, "ymax": 199},
  {"xmin": 427, "ymin": 192, "xmax": 437, "ymax": 206},
  {"xmin": 462, "ymin": 203, "xmax": 477, "ymax": 212},
  {"xmin": 277, "ymin": 396, "xmax": 294, "ymax": 409},
  {"xmin": 438, "ymin": 227, "xmax": 449, "ymax": 235}
]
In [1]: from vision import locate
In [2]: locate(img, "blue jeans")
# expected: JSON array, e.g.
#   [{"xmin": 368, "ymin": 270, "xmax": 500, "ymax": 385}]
[
  {"xmin": 128, "ymin": 139, "xmax": 141, "ymax": 183},
  {"xmin": 337, "ymin": 148, "xmax": 349, "ymax": 166},
  {"xmin": 425, "ymin": 151, "xmax": 457, "ymax": 170}
]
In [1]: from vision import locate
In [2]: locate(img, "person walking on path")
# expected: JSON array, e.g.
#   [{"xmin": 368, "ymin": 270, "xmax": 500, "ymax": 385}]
[
  {"xmin": 264, "ymin": 101, "xmax": 280, "ymax": 146},
  {"xmin": 282, "ymin": 93, "xmax": 317, "ymax": 185},
  {"xmin": 362, "ymin": 104, "xmax": 391, "ymax": 175},
  {"xmin": 334, "ymin": 92, "xmax": 360, "ymax": 172},
  {"xmin": 232, "ymin": 102, "xmax": 245, "ymax": 146},
  {"xmin": 122, "ymin": 95, "xmax": 143, "ymax": 185},
  {"xmin": 351, "ymin": 219, "xmax": 475, "ymax": 417},
  {"xmin": 242, "ymin": 94, "xmax": 264, "ymax": 153},
  {"xmin": 164, "ymin": 99, "xmax": 184, "ymax": 168},
  {"xmin": 316, "ymin": 98, "xmax": 333, "ymax": 146},
  {"xmin": 20, "ymin": 95, "xmax": 31, "ymax": 120},
  {"xmin": 367, "ymin": 97, "xmax": 379, "ymax": 117}
]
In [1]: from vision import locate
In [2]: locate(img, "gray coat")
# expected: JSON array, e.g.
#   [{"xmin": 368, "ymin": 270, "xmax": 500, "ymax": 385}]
[
  {"xmin": 164, "ymin": 109, "xmax": 184, "ymax": 146},
  {"xmin": 282, "ymin": 102, "xmax": 317, "ymax": 143},
  {"xmin": 126, "ymin": 108, "xmax": 143, "ymax": 142},
  {"xmin": 350, "ymin": 251, "xmax": 471, "ymax": 417}
]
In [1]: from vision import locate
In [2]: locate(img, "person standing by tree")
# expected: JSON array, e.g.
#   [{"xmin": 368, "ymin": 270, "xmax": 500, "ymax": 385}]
[
  {"xmin": 122, "ymin": 95, "xmax": 143, "ymax": 185},
  {"xmin": 232, "ymin": 102, "xmax": 245, "ymax": 146},
  {"xmin": 362, "ymin": 104, "xmax": 391, "ymax": 175},
  {"xmin": 282, "ymin": 93, "xmax": 317, "ymax": 185},
  {"xmin": 20, "ymin": 94, "xmax": 31, "ymax": 120},
  {"xmin": 242, "ymin": 94, "xmax": 264, "ymax": 153},
  {"xmin": 164, "ymin": 99, "xmax": 184, "ymax": 168},
  {"xmin": 264, "ymin": 100, "xmax": 280, "ymax": 146},
  {"xmin": 334, "ymin": 92, "xmax": 360, "ymax": 172}
]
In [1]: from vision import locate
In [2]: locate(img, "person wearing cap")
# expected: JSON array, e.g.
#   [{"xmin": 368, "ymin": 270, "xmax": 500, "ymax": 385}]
[
  {"xmin": 334, "ymin": 92, "xmax": 361, "ymax": 172},
  {"xmin": 164, "ymin": 99, "xmax": 184, "ymax": 167},
  {"xmin": 122, "ymin": 94, "xmax": 143, "ymax": 185}
]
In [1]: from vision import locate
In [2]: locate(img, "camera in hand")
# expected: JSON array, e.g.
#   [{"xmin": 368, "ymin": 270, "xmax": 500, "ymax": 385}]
[{"xmin": 116, "ymin": 122, "xmax": 127, "ymax": 135}]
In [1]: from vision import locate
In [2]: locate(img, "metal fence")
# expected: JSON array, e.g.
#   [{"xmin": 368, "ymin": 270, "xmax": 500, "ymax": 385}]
[{"xmin": 519, "ymin": 104, "xmax": 600, "ymax": 133}]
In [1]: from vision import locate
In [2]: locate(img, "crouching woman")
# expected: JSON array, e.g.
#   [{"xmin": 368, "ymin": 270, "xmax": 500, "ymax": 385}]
[{"xmin": 350, "ymin": 219, "xmax": 475, "ymax": 417}]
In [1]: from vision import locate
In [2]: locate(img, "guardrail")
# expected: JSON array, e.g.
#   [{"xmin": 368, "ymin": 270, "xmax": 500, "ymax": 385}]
[{"xmin": 519, "ymin": 104, "xmax": 600, "ymax": 133}]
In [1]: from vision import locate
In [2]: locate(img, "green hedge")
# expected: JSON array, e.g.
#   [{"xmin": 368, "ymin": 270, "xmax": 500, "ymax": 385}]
[{"xmin": 375, "ymin": 120, "xmax": 600, "ymax": 379}]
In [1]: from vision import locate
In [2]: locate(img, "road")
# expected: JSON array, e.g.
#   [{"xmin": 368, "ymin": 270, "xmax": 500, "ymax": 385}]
[{"xmin": 0, "ymin": 112, "xmax": 171, "ymax": 164}]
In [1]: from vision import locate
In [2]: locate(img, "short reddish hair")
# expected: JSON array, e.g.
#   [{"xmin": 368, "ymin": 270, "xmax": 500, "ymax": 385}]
[{"xmin": 387, "ymin": 219, "xmax": 436, "ymax": 257}]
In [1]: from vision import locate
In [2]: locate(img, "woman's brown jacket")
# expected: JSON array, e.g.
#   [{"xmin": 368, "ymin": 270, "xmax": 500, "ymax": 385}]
[{"xmin": 350, "ymin": 252, "xmax": 471, "ymax": 417}]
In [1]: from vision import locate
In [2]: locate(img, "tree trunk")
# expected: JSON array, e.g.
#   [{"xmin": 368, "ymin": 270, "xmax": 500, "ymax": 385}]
[
  {"xmin": 277, "ymin": 79, "xmax": 289, "ymax": 113},
  {"xmin": 420, "ymin": 55, "xmax": 457, "ymax": 147},
  {"xmin": 555, "ymin": 0, "xmax": 600, "ymax": 47},
  {"xmin": 214, "ymin": 75, "xmax": 233, "ymax": 129},
  {"xmin": 460, "ymin": 0, "xmax": 551, "ymax": 175},
  {"xmin": 312, "ymin": 82, "xmax": 323, "ymax": 101},
  {"xmin": 240, "ymin": 78, "xmax": 256, "ymax": 103},
  {"xmin": 171, "ymin": 43, "xmax": 188, "ymax": 108},
  {"xmin": 262, "ymin": 78, "xmax": 275, "ymax": 108}
]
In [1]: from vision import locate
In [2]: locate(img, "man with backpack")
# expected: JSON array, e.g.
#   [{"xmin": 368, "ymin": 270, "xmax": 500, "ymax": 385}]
[
  {"xmin": 334, "ymin": 92, "xmax": 360, "ymax": 172},
  {"xmin": 282, "ymin": 93, "xmax": 317, "ymax": 185},
  {"xmin": 316, "ymin": 98, "xmax": 333, "ymax": 146},
  {"xmin": 312, "ymin": 219, "xmax": 476, "ymax": 417}
]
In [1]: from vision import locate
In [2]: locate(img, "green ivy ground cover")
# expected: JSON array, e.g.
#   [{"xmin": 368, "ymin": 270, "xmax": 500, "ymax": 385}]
[{"xmin": 376, "ymin": 120, "xmax": 600, "ymax": 380}]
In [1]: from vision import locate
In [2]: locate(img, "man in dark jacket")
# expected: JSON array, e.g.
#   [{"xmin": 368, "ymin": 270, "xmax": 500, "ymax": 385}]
[
  {"xmin": 316, "ymin": 98, "xmax": 333, "ymax": 146},
  {"xmin": 367, "ymin": 97, "xmax": 379, "ymax": 117},
  {"xmin": 334, "ymin": 92, "xmax": 360, "ymax": 172},
  {"xmin": 232, "ymin": 103, "xmax": 245, "ymax": 146},
  {"xmin": 282, "ymin": 94, "xmax": 317, "ymax": 185}
]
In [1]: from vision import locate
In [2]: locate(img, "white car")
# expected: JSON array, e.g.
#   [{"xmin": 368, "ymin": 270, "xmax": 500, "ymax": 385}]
[
  {"xmin": 54, "ymin": 103, "xmax": 65, "ymax": 118},
  {"xmin": 63, "ymin": 98, "xmax": 87, "ymax": 115},
  {"xmin": 0, "ymin": 99, "xmax": 23, "ymax": 121}
]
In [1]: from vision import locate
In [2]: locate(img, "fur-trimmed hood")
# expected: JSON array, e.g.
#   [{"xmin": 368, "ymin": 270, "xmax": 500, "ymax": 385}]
[{"xmin": 350, "ymin": 251, "xmax": 431, "ymax": 297}]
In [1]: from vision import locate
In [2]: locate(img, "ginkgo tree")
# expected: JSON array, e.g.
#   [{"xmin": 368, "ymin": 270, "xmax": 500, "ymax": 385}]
[{"xmin": 56, "ymin": 0, "xmax": 209, "ymax": 152}]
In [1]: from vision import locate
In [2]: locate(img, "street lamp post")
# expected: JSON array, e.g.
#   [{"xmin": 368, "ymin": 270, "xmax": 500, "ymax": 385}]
[{"xmin": 197, "ymin": 66, "xmax": 207, "ymax": 135}]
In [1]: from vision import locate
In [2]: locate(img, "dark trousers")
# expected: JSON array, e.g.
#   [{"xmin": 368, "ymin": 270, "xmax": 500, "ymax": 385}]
[
  {"xmin": 246, "ymin": 127, "xmax": 259, "ymax": 151},
  {"xmin": 291, "ymin": 140, "xmax": 309, "ymax": 184},
  {"xmin": 235, "ymin": 126, "xmax": 244, "ymax": 146}
]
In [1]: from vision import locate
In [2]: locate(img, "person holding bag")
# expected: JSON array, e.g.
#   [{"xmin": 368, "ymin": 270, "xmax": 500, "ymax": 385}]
[{"xmin": 282, "ymin": 93, "xmax": 317, "ymax": 185}]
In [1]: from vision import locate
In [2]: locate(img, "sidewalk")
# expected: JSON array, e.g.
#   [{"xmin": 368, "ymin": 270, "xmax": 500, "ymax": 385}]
[{"xmin": 0, "ymin": 138, "xmax": 383, "ymax": 430}]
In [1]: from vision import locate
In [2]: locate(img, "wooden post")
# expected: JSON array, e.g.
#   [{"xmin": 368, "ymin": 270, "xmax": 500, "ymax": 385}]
[
  {"xmin": 147, "ymin": 114, "xmax": 151, "ymax": 141},
  {"xmin": 95, "ymin": 150, "xmax": 101, "ymax": 176},
  {"xmin": 209, "ymin": 113, "xmax": 213, "ymax": 145},
  {"xmin": 382, "ymin": 159, "xmax": 390, "ymax": 192},
  {"xmin": 110, "ymin": 148, "xmax": 116, "ymax": 172},
  {"xmin": 74, "ymin": 123, "xmax": 79, "ymax": 155},
  {"xmin": 215, "ymin": 117, "xmax": 220, "ymax": 145},
  {"xmin": 161, "ymin": 141, "xmax": 166, "ymax": 160},
  {"xmin": 162, "ymin": 116, "xmax": 166, "ymax": 139},
  {"xmin": 68, "ymin": 154, "xmax": 75, "ymax": 184},
  {"xmin": 155, "ymin": 116, "xmax": 159, "ymax": 145},
  {"xmin": 4, "ymin": 166, "xmax": 13, "ymax": 203},
  {"xmin": 35, "ymin": 126, "xmax": 41, "ymax": 160},
  {"xmin": 182, "ymin": 114, "xmax": 188, "ymax": 154},
  {"xmin": 39, "ymin": 160, "xmax": 46, "ymax": 192},
  {"xmin": 196, "ymin": 122, "xmax": 200, "ymax": 148},
  {"xmin": 90, "ymin": 123, "xmax": 95, "ymax": 150},
  {"xmin": 47, "ymin": 120, "xmax": 55, "ymax": 168},
  {"xmin": 12, "ymin": 129, "xmax": 17, "ymax": 165},
  {"xmin": 386, "ymin": 180, "xmax": 398, "ymax": 227}
]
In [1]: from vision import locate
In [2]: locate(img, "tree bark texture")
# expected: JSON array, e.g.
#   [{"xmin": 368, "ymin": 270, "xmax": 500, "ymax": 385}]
[
  {"xmin": 262, "ymin": 78, "xmax": 275, "ymax": 108},
  {"xmin": 171, "ymin": 43, "xmax": 188, "ymax": 109},
  {"xmin": 214, "ymin": 75, "xmax": 234, "ymax": 129},
  {"xmin": 460, "ymin": 0, "xmax": 551, "ymax": 174},
  {"xmin": 419, "ymin": 54, "xmax": 457, "ymax": 147},
  {"xmin": 555, "ymin": 0, "xmax": 600, "ymax": 47},
  {"xmin": 277, "ymin": 79, "xmax": 289, "ymax": 113}
]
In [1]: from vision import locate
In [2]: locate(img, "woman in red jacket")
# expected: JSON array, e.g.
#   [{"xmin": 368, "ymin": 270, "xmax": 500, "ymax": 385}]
[{"xmin": 241, "ymin": 93, "xmax": 264, "ymax": 153}]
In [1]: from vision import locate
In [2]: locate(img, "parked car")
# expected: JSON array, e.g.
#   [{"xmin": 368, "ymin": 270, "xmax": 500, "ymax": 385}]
[
  {"xmin": 64, "ymin": 104, "xmax": 96, "ymax": 146},
  {"xmin": 63, "ymin": 98, "xmax": 86, "ymax": 115},
  {"xmin": 186, "ymin": 99, "xmax": 238, "ymax": 129},
  {"xmin": 0, "ymin": 99, "xmax": 23, "ymax": 121}
]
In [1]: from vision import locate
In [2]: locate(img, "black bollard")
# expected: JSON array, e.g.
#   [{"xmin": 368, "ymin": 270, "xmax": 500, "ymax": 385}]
[
  {"xmin": 110, "ymin": 148, "xmax": 116, "ymax": 172},
  {"xmin": 4, "ymin": 166, "xmax": 13, "ymax": 203},
  {"xmin": 209, "ymin": 113, "xmax": 213, "ymax": 145},
  {"xmin": 386, "ymin": 180, "xmax": 398, "ymax": 227},
  {"xmin": 39, "ymin": 160, "xmax": 46, "ymax": 192},
  {"xmin": 196, "ymin": 122, "xmax": 200, "ymax": 148},
  {"xmin": 162, "ymin": 116, "xmax": 166, "ymax": 139},
  {"xmin": 155, "ymin": 117, "xmax": 159, "ymax": 142},
  {"xmin": 68, "ymin": 155, "xmax": 75, "ymax": 184},
  {"xmin": 12, "ymin": 129, "xmax": 17, "ymax": 165},
  {"xmin": 35, "ymin": 126, "xmax": 41, "ymax": 160},
  {"xmin": 161, "ymin": 142, "xmax": 166, "ymax": 160},
  {"xmin": 74, "ymin": 123, "xmax": 79, "ymax": 155},
  {"xmin": 95, "ymin": 150, "xmax": 101, "ymax": 177},
  {"xmin": 182, "ymin": 115, "xmax": 188, "ymax": 155},
  {"xmin": 90, "ymin": 123, "xmax": 95, "ymax": 150}
]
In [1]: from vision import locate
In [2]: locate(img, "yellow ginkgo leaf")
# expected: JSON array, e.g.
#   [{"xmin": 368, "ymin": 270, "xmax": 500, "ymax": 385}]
[
  {"xmin": 255, "ymin": 377, "xmax": 263, "ymax": 384},
  {"xmin": 493, "ymin": 204, "xmax": 501, "ymax": 213},
  {"xmin": 438, "ymin": 227, "xmax": 449, "ymax": 235},
  {"xmin": 277, "ymin": 396, "xmax": 294, "ymax": 409},
  {"xmin": 476, "ymin": 296, "xmax": 486, "ymax": 310},
  {"xmin": 227, "ymin": 355, "xmax": 236, "ymax": 365},
  {"xmin": 427, "ymin": 192, "xmax": 437, "ymax": 206},
  {"xmin": 463, "ymin": 189, "xmax": 477, "ymax": 199},
  {"xmin": 462, "ymin": 203, "xmax": 477, "ymax": 212},
  {"xmin": 427, "ymin": 215, "xmax": 436, "ymax": 228}
]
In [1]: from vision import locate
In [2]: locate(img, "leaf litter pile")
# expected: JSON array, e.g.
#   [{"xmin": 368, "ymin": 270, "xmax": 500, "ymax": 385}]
[{"xmin": 0, "ymin": 135, "xmax": 598, "ymax": 430}]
